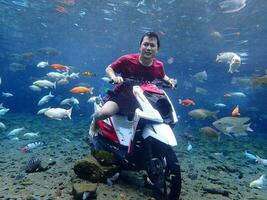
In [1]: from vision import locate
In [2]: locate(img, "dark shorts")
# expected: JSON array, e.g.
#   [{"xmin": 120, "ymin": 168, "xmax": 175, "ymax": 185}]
[{"xmin": 105, "ymin": 92, "xmax": 139, "ymax": 116}]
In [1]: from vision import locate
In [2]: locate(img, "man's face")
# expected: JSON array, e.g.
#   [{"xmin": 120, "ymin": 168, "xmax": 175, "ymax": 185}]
[{"xmin": 139, "ymin": 36, "xmax": 158, "ymax": 59}]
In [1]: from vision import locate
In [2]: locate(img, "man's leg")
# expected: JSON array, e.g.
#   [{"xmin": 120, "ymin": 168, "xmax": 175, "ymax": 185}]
[{"xmin": 89, "ymin": 101, "xmax": 119, "ymax": 136}]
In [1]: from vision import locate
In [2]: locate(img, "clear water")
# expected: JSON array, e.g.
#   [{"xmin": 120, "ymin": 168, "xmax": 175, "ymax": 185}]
[{"xmin": 0, "ymin": 0, "xmax": 267, "ymax": 199}]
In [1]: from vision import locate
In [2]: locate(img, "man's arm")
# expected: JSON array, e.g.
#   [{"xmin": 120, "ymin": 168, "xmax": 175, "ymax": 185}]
[
  {"xmin": 163, "ymin": 74, "xmax": 177, "ymax": 88},
  {"xmin": 105, "ymin": 65, "xmax": 123, "ymax": 83}
]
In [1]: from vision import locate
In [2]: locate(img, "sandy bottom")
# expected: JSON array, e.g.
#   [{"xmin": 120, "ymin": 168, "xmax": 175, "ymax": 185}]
[{"xmin": 0, "ymin": 113, "xmax": 267, "ymax": 199}]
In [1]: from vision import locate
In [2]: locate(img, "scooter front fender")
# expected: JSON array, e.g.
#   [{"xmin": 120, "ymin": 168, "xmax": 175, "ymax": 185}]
[{"xmin": 142, "ymin": 124, "xmax": 177, "ymax": 146}]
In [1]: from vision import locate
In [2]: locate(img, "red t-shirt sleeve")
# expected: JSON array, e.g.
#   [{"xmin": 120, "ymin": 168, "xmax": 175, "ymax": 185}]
[
  {"xmin": 110, "ymin": 55, "xmax": 127, "ymax": 74},
  {"xmin": 157, "ymin": 61, "xmax": 165, "ymax": 80}
]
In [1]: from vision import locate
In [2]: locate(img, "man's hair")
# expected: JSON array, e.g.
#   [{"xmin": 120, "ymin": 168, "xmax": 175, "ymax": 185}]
[{"xmin": 139, "ymin": 32, "xmax": 160, "ymax": 48}]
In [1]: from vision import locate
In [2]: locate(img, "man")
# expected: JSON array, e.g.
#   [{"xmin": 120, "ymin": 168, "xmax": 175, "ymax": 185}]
[{"xmin": 89, "ymin": 32, "xmax": 176, "ymax": 135}]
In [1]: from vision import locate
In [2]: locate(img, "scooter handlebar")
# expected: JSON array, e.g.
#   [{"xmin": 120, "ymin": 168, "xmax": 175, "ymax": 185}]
[{"xmin": 103, "ymin": 77, "xmax": 176, "ymax": 88}]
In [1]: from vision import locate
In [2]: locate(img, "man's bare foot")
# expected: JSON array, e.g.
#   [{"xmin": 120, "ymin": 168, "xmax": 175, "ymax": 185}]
[{"xmin": 89, "ymin": 119, "xmax": 99, "ymax": 137}]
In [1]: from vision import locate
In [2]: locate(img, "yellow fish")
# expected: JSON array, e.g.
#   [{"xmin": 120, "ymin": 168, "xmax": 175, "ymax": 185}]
[{"xmin": 82, "ymin": 71, "xmax": 96, "ymax": 77}]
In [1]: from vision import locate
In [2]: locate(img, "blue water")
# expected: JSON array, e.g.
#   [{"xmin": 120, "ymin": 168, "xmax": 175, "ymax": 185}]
[{"xmin": 0, "ymin": 0, "xmax": 267, "ymax": 198}]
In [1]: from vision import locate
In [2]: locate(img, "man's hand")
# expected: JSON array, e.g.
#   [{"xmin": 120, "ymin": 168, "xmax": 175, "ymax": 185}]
[
  {"xmin": 112, "ymin": 76, "xmax": 124, "ymax": 84},
  {"xmin": 168, "ymin": 78, "xmax": 177, "ymax": 88}
]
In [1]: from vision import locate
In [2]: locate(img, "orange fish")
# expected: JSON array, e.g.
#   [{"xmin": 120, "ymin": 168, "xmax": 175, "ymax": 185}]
[
  {"xmin": 51, "ymin": 63, "xmax": 69, "ymax": 71},
  {"xmin": 224, "ymin": 93, "xmax": 232, "ymax": 98},
  {"xmin": 231, "ymin": 105, "xmax": 240, "ymax": 116},
  {"xmin": 179, "ymin": 99, "xmax": 195, "ymax": 106},
  {"xmin": 56, "ymin": 6, "xmax": 68, "ymax": 13},
  {"xmin": 70, "ymin": 86, "xmax": 94, "ymax": 94}
]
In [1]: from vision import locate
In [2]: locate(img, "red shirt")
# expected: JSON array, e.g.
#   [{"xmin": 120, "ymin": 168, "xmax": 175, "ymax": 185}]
[{"xmin": 111, "ymin": 53, "xmax": 165, "ymax": 95}]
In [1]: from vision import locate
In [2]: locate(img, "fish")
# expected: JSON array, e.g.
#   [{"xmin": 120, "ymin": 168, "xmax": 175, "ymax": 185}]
[
  {"xmin": 23, "ymin": 132, "xmax": 40, "ymax": 137},
  {"xmin": 2, "ymin": 92, "xmax": 14, "ymax": 97},
  {"xmin": 37, "ymin": 61, "xmax": 49, "ymax": 68},
  {"xmin": 216, "ymin": 52, "xmax": 241, "ymax": 73},
  {"xmin": 229, "ymin": 92, "xmax": 247, "ymax": 97},
  {"xmin": 0, "ymin": 77, "xmax": 2, "ymax": 86},
  {"xmin": 0, "ymin": 108, "xmax": 10, "ymax": 116},
  {"xmin": 212, "ymin": 117, "xmax": 253, "ymax": 137},
  {"xmin": 107, "ymin": 172, "xmax": 120, "ymax": 186},
  {"xmin": 38, "ymin": 92, "xmax": 54, "ymax": 106},
  {"xmin": 219, "ymin": 0, "xmax": 247, "ymax": 14},
  {"xmin": 231, "ymin": 105, "xmax": 240, "ymax": 116},
  {"xmin": 210, "ymin": 30, "xmax": 222, "ymax": 40},
  {"xmin": 252, "ymin": 74, "xmax": 267, "ymax": 87},
  {"xmin": 0, "ymin": 122, "xmax": 7, "ymax": 130},
  {"xmin": 69, "ymin": 72, "xmax": 79, "ymax": 79},
  {"xmin": 7, "ymin": 127, "xmax": 25, "ymax": 136},
  {"xmin": 249, "ymin": 175, "xmax": 267, "ymax": 189},
  {"xmin": 29, "ymin": 85, "xmax": 42, "ymax": 92},
  {"xmin": 33, "ymin": 79, "xmax": 56, "ymax": 89},
  {"xmin": 56, "ymin": 6, "xmax": 68, "ymax": 13},
  {"xmin": 9, "ymin": 62, "xmax": 26, "ymax": 72},
  {"xmin": 82, "ymin": 71, "xmax": 96, "ymax": 77},
  {"xmin": 256, "ymin": 155, "xmax": 267, "ymax": 166},
  {"xmin": 187, "ymin": 142, "xmax": 192, "ymax": 151},
  {"xmin": 231, "ymin": 77, "xmax": 252, "ymax": 87},
  {"xmin": 57, "ymin": 77, "xmax": 69, "ymax": 85},
  {"xmin": 24, "ymin": 157, "xmax": 42, "ymax": 173},
  {"xmin": 70, "ymin": 86, "xmax": 94, "ymax": 94},
  {"xmin": 47, "ymin": 72, "xmax": 68, "ymax": 81},
  {"xmin": 60, "ymin": 97, "xmax": 79, "ymax": 106},
  {"xmin": 179, "ymin": 99, "xmax": 195, "ymax": 106},
  {"xmin": 101, "ymin": 77, "xmax": 111, "ymax": 83},
  {"xmin": 51, "ymin": 63, "xmax": 69, "ymax": 71},
  {"xmin": 44, "ymin": 107, "xmax": 72, "ymax": 120},
  {"xmin": 195, "ymin": 87, "xmax": 208, "ymax": 95},
  {"xmin": 192, "ymin": 70, "xmax": 207, "ymax": 82},
  {"xmin": 21, "ymin": 141, "xmax": 45, "ymax": 153},
  {"xmin": 37, "ymin": 107, "xmax": 51, "ymax": 115},
  {"xmin": 188, "ymin": 109, "xmax": 218, "ymax": 120},
  {"xmin": 214, "ymin": 103, "xmax": 227, "ymax": 108},
  {"xmin": 244, "ymin": 151, "xmax": 257, "ymax": 162},
  {"xmin": 199, "ymin": 126, "xmax": 220, "ymax": 140}
]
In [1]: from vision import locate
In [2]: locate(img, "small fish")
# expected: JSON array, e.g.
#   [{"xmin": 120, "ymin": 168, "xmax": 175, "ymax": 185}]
[
  {"xmin": 224, "ymin": 93, "xmax": 232, "ymax": 98},
  {"xmin": 82, "ymin": 192, "xmax": 91, "ymax": 200},
  {"xmin": 70, "ymin": 86, "xmax": 94, "ymax": 94},
  {"xmin": 107, "ymin": 172, "xmax": 120, "ymax": 186},
  {"xmin": 44, "ymin": 107, "xmax": 72, "ymax": 120},
  {"xmin": 214, "ymin": 103, "xmax": 227, "ymax": 107},
  {"xmin": 21, "ymin": 141, "xmax": 44, "ymax": 153},
  {"xmin": 37, "ymin": 107, "xmax": 51, "ymax": 115},
  {"xmin": 56, "ymin": 6, "xmax": 68, "ymax": 13},
  {"xmin": 244, "ymin": 150, "xmax": 257, "ymax": 162},
  {"xmin": 2, "ymin": 92, "xmax": 14, "ymax": 97},
  {"xmin": 23, "ymin": 132, "xmax": 40, "ymax": 137},
  {"xmin": 82, "ymin": 71, "xmax": 96, "ymax": 77},
  {"xmin": 24, "ymin": 157, "xmax": 42, "ymax": 173},
  {"xmin": 0, "ymin": 122, "xmax": 7, "ymax": 130},
  {"xmin": 51, "ymin": 63, "xmax": 69, "ymax": 71},
  {"xmin": 229, "ymin": 92, "xmax": 247, "ymax": 97},
  {"xmin": 232, "ymin": 105, "xmax": 240, "ymax": 116},
  {"xmin": 256, "ymin": 155, "xmax": 267, "ymax": 166},
  {"xmin": 187, "ymin": 142, "xmax": 192, "ymax": 151},
  {"xmin": 37, "ymin": 61, "xmax": 49, "ymax": 68},
  {"xmin": 7, "ymin": 127, "xmax": 25, "ymax": 136},
  {"xmin": 29, "ymin": 85, "xmax": 42, "ymax": 92},
  {"xmin": 179, "ymin": 99, "xmax": 195, "ymax": 106},
  {"xmin": 249, "ymin": 174, "xmax": 267, "ymax": 189},
  {"xmin": 101, "ymin": 77, "xmax": 111, "ymax": 83}
]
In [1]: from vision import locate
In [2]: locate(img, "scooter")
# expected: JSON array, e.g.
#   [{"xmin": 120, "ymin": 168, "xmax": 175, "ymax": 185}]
[{"xmin": 87, "ymin": 78, "xmax": 181, "ymax": 200}]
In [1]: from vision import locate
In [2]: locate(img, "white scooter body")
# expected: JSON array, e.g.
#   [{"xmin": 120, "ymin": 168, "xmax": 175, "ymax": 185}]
[{"xmin": 92, "ymin": 84, "xmax": 178, "ymax": 147}]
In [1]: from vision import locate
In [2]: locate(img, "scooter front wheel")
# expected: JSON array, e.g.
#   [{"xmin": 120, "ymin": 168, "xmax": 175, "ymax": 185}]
[{"xmin": 146, "ymin": 141, "xmax": 181, "ymax": 200}]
